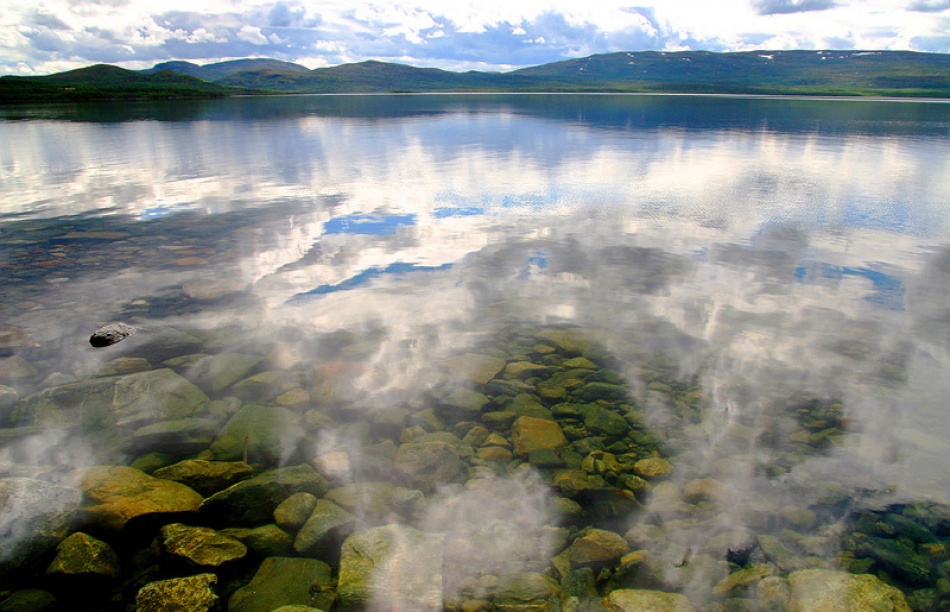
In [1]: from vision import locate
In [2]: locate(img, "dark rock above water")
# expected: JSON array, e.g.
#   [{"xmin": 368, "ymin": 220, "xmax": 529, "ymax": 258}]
[{"xmin": 89, "ymin": 322, "xmax": 137, "ymax": 348}]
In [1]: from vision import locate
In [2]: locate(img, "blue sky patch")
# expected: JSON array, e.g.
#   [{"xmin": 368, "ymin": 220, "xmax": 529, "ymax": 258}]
[
  {"xmin": 324, "ymin": 214, "xmax": 416, "ymax": 236},
  {"xmin": 290, "ymin": 261, "xmax": 453, "ymax": 301}
]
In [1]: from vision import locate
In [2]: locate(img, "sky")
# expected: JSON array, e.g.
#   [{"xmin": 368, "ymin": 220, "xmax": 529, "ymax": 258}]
[{"xmin": 1, "ymin": 0, "xmax": 948, "ymax": 76}]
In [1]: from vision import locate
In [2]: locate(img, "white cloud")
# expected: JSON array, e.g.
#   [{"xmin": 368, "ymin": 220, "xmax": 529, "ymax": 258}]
[
  {"xmin": 236, "ymin": 24, "xmax": 268, "ymax": 45},
  {"xmin": 0, "ymin": 0, "xmax": 946, "ymax": 75}
]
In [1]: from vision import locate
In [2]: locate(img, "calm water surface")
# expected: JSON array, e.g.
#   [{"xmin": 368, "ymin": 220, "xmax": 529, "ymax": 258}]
[{"xmin": 1, "ymin": 94, "xmax": 950, "ymax": 610}]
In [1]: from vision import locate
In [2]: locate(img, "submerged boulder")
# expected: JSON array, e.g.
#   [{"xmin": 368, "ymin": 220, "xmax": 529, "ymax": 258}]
[
  {"xmin": 45, "ymin": 531, "xmax": 120, "ymax": 581},
  {"xmin": 395, "ymin": 440, "xmax": 462, "ymax": 491},
  {"xmin": 787, "ymin": 568, "xmax": 911, "ymax": 611},
  {"xmin": 605, "ymin": 589, "xmax": 696, "ymax": 611},
  {"xmin": 151, "ymin": 459, "xmax": 255, "ymax": 496},
  {"xmin": 511, "ymin": 416, "xmax": 568, "ymax": 456},
  {"xmin": 337, "ymin": 525, "xmax": 444, "ymax": 611},
  {"xmin": 15, "ymin": 368, "xmax": 209, "ymax": 430},
  {"xmin": 158, "ymin": 523, "xmax": 247, "ymax": 568},
  {"xmin": 74, "ymin": 466, "xmax": 203, "ymax": 536},
  {"xmin": 0, "ymin": 478, "xmax": 82, "ymax": 579},
  {"xmin": 209, "ymin": 404, "xmax": 305, "ymax": 466},
  {"xmin": 228, "ymin": 557, "xmax": 334, "ymax": 612},
  {"xmin": 200, "ymin": 465, "xmax": 328, "ymax": 526},
  {"xmin": 136, "ymin": 573, "xmax": 218, "ymax": 612}
]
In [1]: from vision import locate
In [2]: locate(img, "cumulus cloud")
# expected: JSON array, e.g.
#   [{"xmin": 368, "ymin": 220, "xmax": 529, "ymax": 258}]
[
  {"xmin": 753, "ymin": 0, "xmax": 838, "ymax": 15},
  {"xmin": 1, "ymin": 0, "xmax": 948, "ymax": 76},
  {"xmin": 237, "ymin": 25, "xmax": 269, "ymax": 45}
]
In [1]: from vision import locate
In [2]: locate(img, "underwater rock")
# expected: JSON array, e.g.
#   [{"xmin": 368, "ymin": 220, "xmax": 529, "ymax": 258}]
[
  {"xmin": 186, "ymin": 353, "xmax": 263, "ymax": 394},
  {"xmin": 855, "ymin": 536, "xmax": 934, "ymax": 586},
  {"xmin": 604, "ymin": 588, "xmax": 696, "ymax": 612},
  {"xmin": 337, "ymin": 525, "xmax": 444, "ymax": 611},
  {"xmin": 159, "ymin": 523, "xmax": 247, "ymax": 568},
  {"xmin": 440, "ymin": 353, "xmax": 507, "ymax": 385},
  {"xmin": 231, "ymin": 371, "xmax": 291, "ymax": 402},
  {"xmin": 566, "ymin": 528, "xmax": 630, "ymax": 565},
  {"xmin": 274, "ymin": 492, "xmax": 319, "ymax": 533},
  {"xmin": 433, "ymin": 387, "xmax": 491, "ymax": 420},
  {"xmin": 293, "ymin": 499, "xmax": 357, "ymax": 557},
  {"xmin": 200, "ymin": 464, "xmax": 328, "ymax": 526},
  {"xmin": 209, "ymin": 404, "xmax": 305, "ymax": 466},
  {"xmin": 787, "ymin": 569, "xmax": 911, "ymax": 611},
  {"xmin": 395, "ymin": 440, "xmax": 462, "ymax": 491},
  {"xmin": 584, "ymin": 406, "xmax": 631, "ymax": 437},
  {"xmin": 74, "ymin": 466, "xmax": 203, "ymax": 535},
  {"xmin": 219, "ymin": 524, "xmax": 294, "ymax": 558},
  {"xmin": 151, "ymin": 459, "xmax": 254, "ymax": 497},
  {"xmin": 0, "ymin": 325, "xmax": 38, "ymax": 353},
  {"xmin": 0, "ymin": 356, "xmax": 40, "ymax": 381},
  {"xmin": 0, "ymin": 589, "xmax": 59, "ymax": 612},
  {"xmin": 229, "ymin": 557, "xmax": 335, "ymax": 612},
  {"xmin": 13, "ymin": 367, "xmax": 212, "ymax": 431},
  {"xmin": 493, "ymin": 572, "xmax": 561, "ymax": 608},
  {"xmin": 45, "ymin": 531, "xmax": 120, "ymax": 581},
  {"xmin": 88, "ymin": 322, "xmax": 136, "ymax": 348},
  {"xmin": 132, "ymin": 417, "xmax": 219, "ymax": 454},
  {"xmin": 324, "ymin": 482, "xmax": 398, "ymax": 523},
  {"xmin": 633, "ymin": 457, "xmax": 673, "ymax": 479},
  {"xmin": 0, "ymin": 478, "xmax": 81, "ymax": 579},
  {"xmin": 136, "ymin": 573, "xmax": 218, "ymax": 612},
  {"xmin": 511, "ymin": 416, "xmax": 568, "ymax": 456}
]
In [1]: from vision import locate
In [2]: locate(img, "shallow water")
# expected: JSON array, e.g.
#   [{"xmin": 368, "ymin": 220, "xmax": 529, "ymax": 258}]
[{"xmin": 1, "ymin": 94, "xmax": 950, "ymax": 610}]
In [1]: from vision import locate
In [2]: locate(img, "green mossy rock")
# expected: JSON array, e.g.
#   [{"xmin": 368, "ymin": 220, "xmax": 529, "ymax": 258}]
[
  {"xmin": 158, "ymin": 523, "xmax": 247, "ymax": 568},
  {"xmin": 132, "ymin": 417, "xmax": 219, "ymax": 454},
  {"xmin": 856, "ymin": 536, "xmax": 934, "ymax": 586},
  {"xmin": 575, "ymin": 382, "xmax": 627, "ymax": 403},
  {"xmin": 209, "ymin": 404, "xmax": 305, "ymax": 466},
  {"xmin": 274, "ymin": 492, "xmax": 319, "ymax": 533},
  {"xmin": 567, "ymin": 528, "xmax": 630, "ymax": 565},
  {"xmin": 604, "ymin": 589, "xmax": 696, "ymax": 611},
  {"xmin": 200, "ymin": 465, "xmax": 328, "ymax": 526},
  {"xmin": 136, "ymin": 573, "xmax": 219, "ymax": 612},
  {"xmin": 228, "ymin": 557, "xmax": 334, "ymax": 612},
  {"xmin": 75, "ymin": 466, "xmax": 202, "ymax": 536},
  {"xmin": 17, "ymin": 369, "xmax": 209, "ymax": 430},
  {"xmin": 493, "ymin": 572, "xmax": 561, "ymax": 608},
  {"xmin": 294, "ymin": 499, "xmax": 358, "ymax": 557},
  {"xmin": 337, "ymin": 525, "xmax": 443, "ymax": 611},
  {"xmin": 787, "ymin": 569, "xmax": 911, "ymax": 611},
  {"xmin": 187, "ymin": 353, "xmax": 263, "ymax": 394},
  {"xmin": 395, "ymin": 440, "xmax": 462, "ymax": 491},
  {"xmin": 152, "ymin": 459, "xmax": 255, "ymax": 496},
  {"xmin": 0, "ymin": 589, "xmax": 59, "ymax": 612},
  {"xmin": 511, "ymin": 416, "xmax": 568, "ymax": 456},
  {"xmin": 584, "ymin": 406, "xmax": 630, "ymax": 437},
  {"xmin": 219, "ymin": 524, "xmax": 295, "ymax": 557},
  {"xmin": 45, "ymin": 531, "xmax": 120, "ymax": 580}
]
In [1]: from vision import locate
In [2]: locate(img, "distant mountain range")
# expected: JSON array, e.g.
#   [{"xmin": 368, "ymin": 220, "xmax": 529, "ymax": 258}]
[{"xmin": 2, "ymin": 50, "xmax": 948, "ymax": 103}]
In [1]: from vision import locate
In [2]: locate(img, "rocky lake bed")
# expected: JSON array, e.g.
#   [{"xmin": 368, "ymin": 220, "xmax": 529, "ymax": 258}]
[{"xmin": 2, "ymin": 320, "xmax": 948, "ymax": 611}]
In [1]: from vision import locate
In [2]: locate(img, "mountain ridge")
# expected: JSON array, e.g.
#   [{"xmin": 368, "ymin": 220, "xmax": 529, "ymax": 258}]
[{"xmin": 1, "ymin": 49, "xmax": 948, "ymax": 102}]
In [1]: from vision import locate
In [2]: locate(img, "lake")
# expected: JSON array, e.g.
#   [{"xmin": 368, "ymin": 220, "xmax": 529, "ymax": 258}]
[{"xmin": 1, "ymin": 94, "xmax": 950, "ymax": 611}]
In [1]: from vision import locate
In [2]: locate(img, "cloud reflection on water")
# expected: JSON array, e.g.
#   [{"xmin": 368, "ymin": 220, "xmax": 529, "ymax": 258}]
[{"xmin": 1, "ymin": 94, "xmax": 950, "ymax": 606}]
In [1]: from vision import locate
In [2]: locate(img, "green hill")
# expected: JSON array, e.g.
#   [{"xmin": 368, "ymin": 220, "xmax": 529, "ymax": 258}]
[
  {"xmin": 2, "ymin": 50, "xmax": 948, "ymax": 103},
  {"xmin": 0, "ymin": 64, "xmax": 251, "ymax": 103},
  {"xmin": 180, "ymin": 50, "xmax": 950, "ymax": 97},
  {"xmin": 145, "ymin": 58, "xmax": 310, "ymax": 82},
  {"xmin": 510, "ymin": 50, "xmax": 950, "ymax": 96}
]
